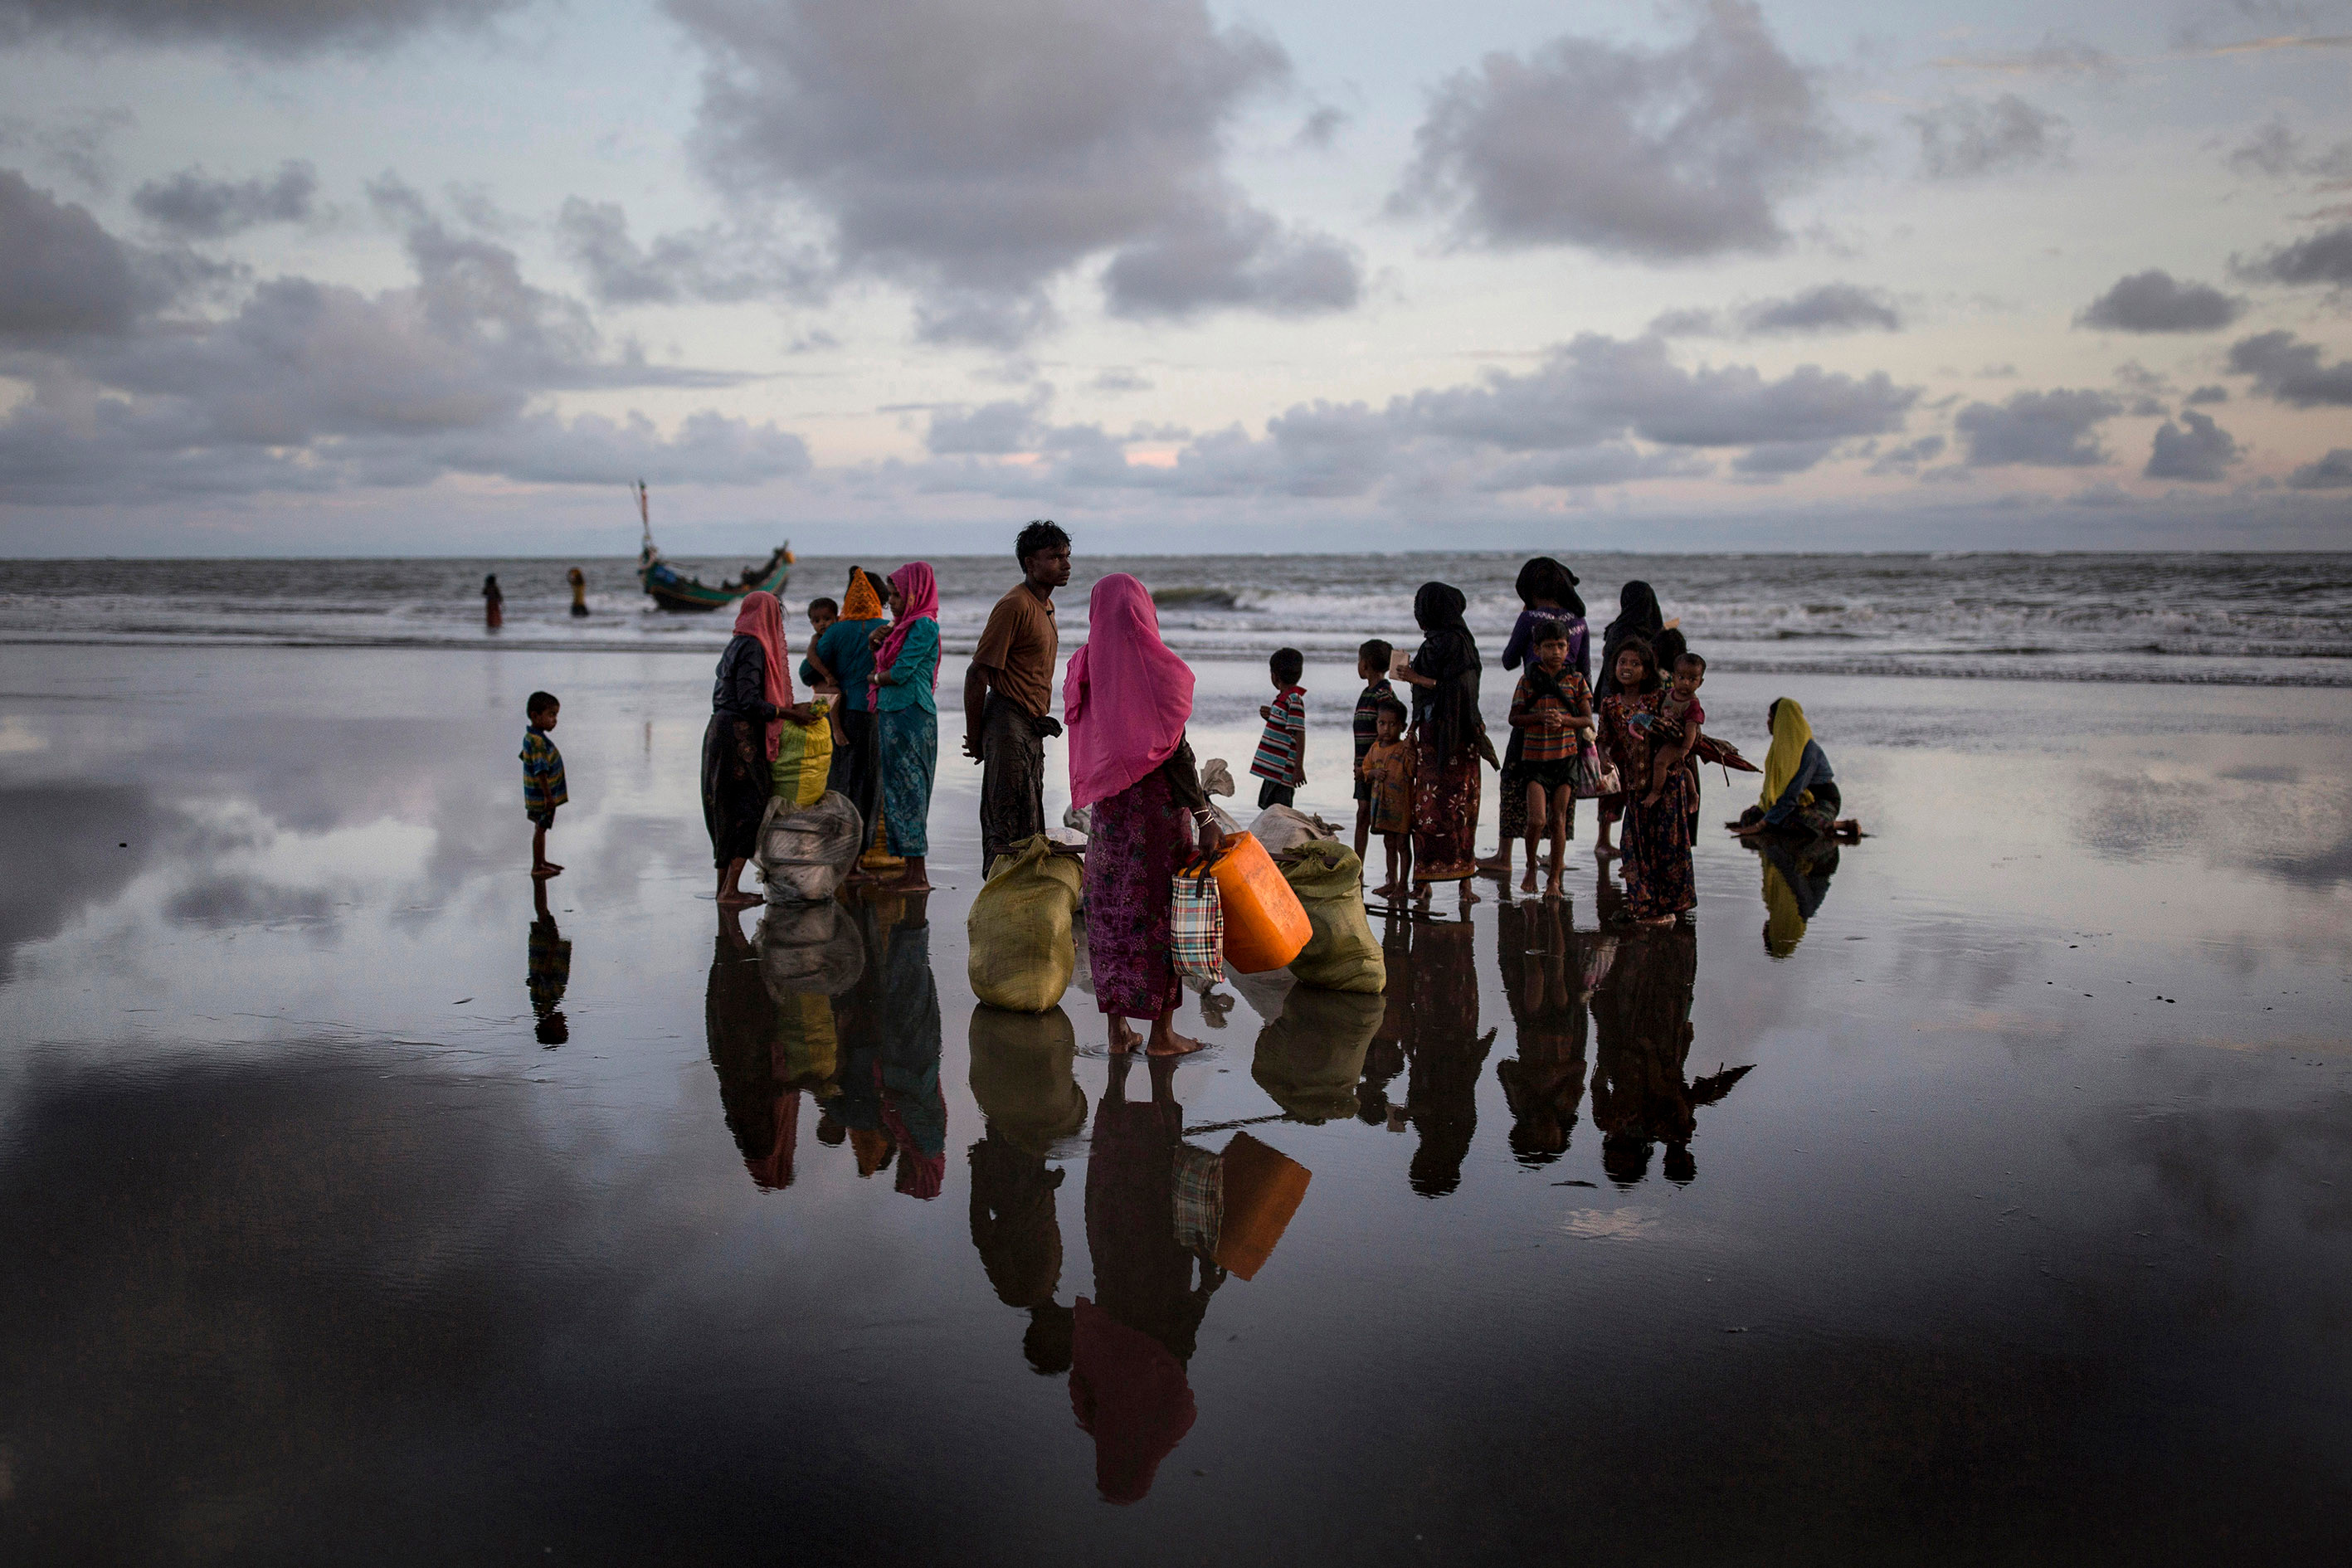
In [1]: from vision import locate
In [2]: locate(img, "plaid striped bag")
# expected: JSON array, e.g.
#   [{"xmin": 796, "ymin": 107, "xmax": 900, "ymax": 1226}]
[
  {"xmin": 1171, "ymin": 1142, "xmax": 1222, "ymax": 1258},
  {"xmin": 1170, "ymin": 867, "xmax": 1225, "ymax": 986}
]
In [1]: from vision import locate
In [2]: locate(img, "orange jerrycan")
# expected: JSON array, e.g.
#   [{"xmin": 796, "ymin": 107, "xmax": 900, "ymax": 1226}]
[{"xmin": 1200, "ymin": 831, "xmax": 1312, "ymax": 973}]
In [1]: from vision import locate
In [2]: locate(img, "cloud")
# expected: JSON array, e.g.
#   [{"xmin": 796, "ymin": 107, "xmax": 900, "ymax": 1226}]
[
  {"xmin": 2144, "ymin": 410, "xmax": 2242, "ymax": 480},
  {"xmin": 667, "ymin": 0, "xmax": 1356, "ymax": 342},
  {"xmin": 1392, "ymin": 0, "xmax": 1849, "ymax": 261},
  {"xmin": 1090, "ymin": 367, "xmax": 1153, "ymax": 394},
  {"xmin": 0, "ymin": 108, "xmax": 133, "ymax": 192},
  {"xmin": 1954, "ymin": 388, "xmax": 2122, "ymax": 466},
  {"xmin": 1909, "ymin": 94, "xmax": 2069, "ymax": 179},
  {"xmin": 0, "ymin": 168, "xmax": 144, "ymax": 341},
  {"xmin": 2184, "ymin": 384, "xmax": 2229, "ymax": 405},
  {"xmin": 2225, "ymin": 120, "xmax": 2352, "ymax": 179},
  {"xmin": 1741, "ymin": 282, "xmax": 1901, "ymax": 334},
  {"xmin": 0, "ymin": 178, "xmax": 806, "ymax": 505},
  {"xmin": 130, "ymin": 161, "xmax": 317, "ymax": 241},
  {"xmin": 1866, "ymin": 433, "xmax": 1946, "ymax": 475},
  {"xmin": 1928, "ymin": 37, "xmax": 2117, "ymax": 77},
  {"xmin": 2286, "ymin": 447, "xmax": 2352, "ymax": 488},
  {"xmin": 2228, "ymin": 330, "xmax": 2352, "ymax": 405},
  {"xmin": 2077, "ymin": 270, "xmax": 2247, "ymax": 333},
  {"xmin": 0, "ymin": 0, "xmax": 527, "ymax": 55},
  {"xmin": 2232, "ymin": 222, "xmax": 2352, "ymax": 288},
  {"xmin": 924, "ymin": 388, "xmax": 1054, "ymax": 455},
  {"xmin": 553, "ymin": 197, "xmax": 820, "ymax": 306}
]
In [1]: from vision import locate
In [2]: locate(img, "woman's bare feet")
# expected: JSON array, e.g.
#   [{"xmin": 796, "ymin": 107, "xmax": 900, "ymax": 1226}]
[
  {"xmin": 1146, "ymin": 1012, "xmax": 1205, "ymax": 1056},
  {"xmin": 1475, "ymin": 852, "xmax": 1512, "ymax": 879},
  {"xmin": 1594, "ymin": 840, "xmax": 1618, "ymax": 860},
  {"xmin": 889, "ymin": 855, "xmax": 933, "ymax": 893},
  {"xmin": 1458, "ymin": 884, "xmax": 1482, "ymax": 906},
  {"xmin": 1108, "ymin": 1016, "xmax": 1144, "ymax": 1054},
  {"xmin": 1636, "ymin": 913, "xmax": 1674, "ymax": 928}
]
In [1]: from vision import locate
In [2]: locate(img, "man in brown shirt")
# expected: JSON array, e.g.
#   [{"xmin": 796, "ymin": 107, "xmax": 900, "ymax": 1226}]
[{"xmin": 966, "ymin": 520, "xmax": 1073, "ymax": 869}]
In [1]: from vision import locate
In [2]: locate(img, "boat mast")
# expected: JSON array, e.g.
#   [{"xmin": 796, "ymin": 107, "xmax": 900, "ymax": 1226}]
[{"xmin": 635, "ymin": 479, "xmax": 651, "ymax": 551}]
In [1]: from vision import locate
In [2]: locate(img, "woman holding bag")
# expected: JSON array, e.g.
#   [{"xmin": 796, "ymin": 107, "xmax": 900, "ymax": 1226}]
[{"xmin": 1066, "ymin": 573, "xmax": 1221, "ymax": 1057}]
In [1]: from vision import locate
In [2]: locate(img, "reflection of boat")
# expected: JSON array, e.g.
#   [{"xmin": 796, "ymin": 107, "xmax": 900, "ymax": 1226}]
[{"xmin": 633, "ymin": 480, "xmax": 792, "ymax": 612}]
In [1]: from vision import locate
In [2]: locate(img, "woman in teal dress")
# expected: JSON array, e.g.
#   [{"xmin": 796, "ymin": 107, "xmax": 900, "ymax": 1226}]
[{"xmin": 872, "ymin": 561, "xmax": 942, "ymax": 891}]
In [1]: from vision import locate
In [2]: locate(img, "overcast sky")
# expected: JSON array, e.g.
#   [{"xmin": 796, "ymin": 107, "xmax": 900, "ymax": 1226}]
[{"xmin": 2, "ymin": 0, "xmax": 2349, "ymax": 556}]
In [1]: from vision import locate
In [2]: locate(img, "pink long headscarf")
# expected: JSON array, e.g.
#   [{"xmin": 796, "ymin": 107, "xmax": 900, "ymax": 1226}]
[
  {"xmin": 1064, "ymin": 573, "xmax": 1195, "ymax": 811},
  {"xmin": 731, "ymin": 590, "xmax": 796, "ymax": 761},
  {"xmin": 872, "ymin": 561, "xmax": 941, "ymax": 698}
]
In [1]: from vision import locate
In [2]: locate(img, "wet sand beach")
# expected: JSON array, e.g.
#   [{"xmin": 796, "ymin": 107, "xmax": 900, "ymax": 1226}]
[{"xmin": 2, "ymin": 640, "xmax": 2348, "ymax": 1563}]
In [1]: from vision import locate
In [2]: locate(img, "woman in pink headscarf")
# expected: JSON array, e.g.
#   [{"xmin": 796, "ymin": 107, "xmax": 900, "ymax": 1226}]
[
  {"xmin": 869, "ymin": 561, "xmax": 942, "ymax": 890},
  {"xmin": 704, "ymin": 589, "xmax": 817, "ymax": 905},
  {"xmin": 1065, "ymin": 573, "xmax": 1221, "ymax": 1056}
]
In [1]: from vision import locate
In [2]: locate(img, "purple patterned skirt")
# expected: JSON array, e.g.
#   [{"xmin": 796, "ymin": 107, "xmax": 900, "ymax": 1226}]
[{"xmin": 1083, "ymin": 768, "xmax": 1197, "ymax": 1020}]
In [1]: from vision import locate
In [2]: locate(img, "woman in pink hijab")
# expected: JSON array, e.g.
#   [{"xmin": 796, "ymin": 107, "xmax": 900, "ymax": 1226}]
[
  {"xmin": 704, "ymin": 590, "xmax": 816, "ymax": 905},
  {"xmin": 1064, "ymin": 573, "xmax": 1221, "ymax": 1055}
]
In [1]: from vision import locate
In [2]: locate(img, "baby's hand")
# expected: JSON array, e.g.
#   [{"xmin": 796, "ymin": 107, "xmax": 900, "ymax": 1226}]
[{"xmin": 1259, "ymin": 704, "xmax": 1272, "ymax": 720}]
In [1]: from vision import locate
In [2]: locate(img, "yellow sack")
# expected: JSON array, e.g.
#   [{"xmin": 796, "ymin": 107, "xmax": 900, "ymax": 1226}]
[
  {"xmin": 1276, "ymin": 841, "xmax": 1387, "ymax": 993},
  {"xmin": 967, "ymin": 835, "xmax": 1083, "ymax": 1013},
  {"xmin": 770, "ymin": 699, "xmax": 833, "ymax": 808}
]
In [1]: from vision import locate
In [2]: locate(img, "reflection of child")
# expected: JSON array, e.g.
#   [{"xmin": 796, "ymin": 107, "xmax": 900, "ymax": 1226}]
[
  {"xmin": 1507, "ymin": 621, "xmax": 1595, "ymax": 898},
  {"xmin": 520, "ymin": 691, "xmax": 567, "ymax": 879},
  {"xmin": 1351, "ymin": 639, "xmax": 1397, "ymax": 863},
  {"xmin": 1643, "ymin": 653, "xmax": 1707, "ymax": 808},
  {"xmin": 1358, "ymin": 700, "xmax": 1415, "ymax": 896},
  {"xmin": 1251, "ymin": 646, "xmax": 1307, "ymax": 809}
]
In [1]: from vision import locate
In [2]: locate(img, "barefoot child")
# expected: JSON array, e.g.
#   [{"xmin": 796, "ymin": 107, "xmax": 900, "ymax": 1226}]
[
  {"xmin": 1643, "ymin": 652, "xmax": 1707, "ymax": 811},
  {"xmin": 1359, "ymin": 699, "xmax": 1415, "ymax": 896},
  {"xmin": 1592, "ymin": 641, "xmax": 1662, "ymax": 859},
  {"xmin": 1507, "ymin": 621, "xmax": 1595, "ymax": 897},
  {"xmin": 1351, "ymin": 639, "xmax": 1397, "ymax": 864},
  {"xmin": 521, "ymin": 691, "xmax": 567, "ymax": 879},
  {"xmin": 1251, "ymin": 646, "xmax": 1307, "ymax": 810}
]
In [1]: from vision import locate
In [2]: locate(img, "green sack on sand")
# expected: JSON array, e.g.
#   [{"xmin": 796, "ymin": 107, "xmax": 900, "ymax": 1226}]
[
  {"xmin": 1276, "ymin": 841, "xmax": 1386, "ymax": 994},
  {"xmin": 968, "ymin": 835, "xmax": 1085, "ymax": 1013},
  {"xmin": 1251, "ymin": 986, "xmax": 1385, "ymax": 1124}
]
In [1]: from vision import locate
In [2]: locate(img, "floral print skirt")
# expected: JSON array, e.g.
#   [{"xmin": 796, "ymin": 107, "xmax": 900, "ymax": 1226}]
[{"xmin": 1083, "ymin": 767, "xmax": 1196, "ymax": 1020}]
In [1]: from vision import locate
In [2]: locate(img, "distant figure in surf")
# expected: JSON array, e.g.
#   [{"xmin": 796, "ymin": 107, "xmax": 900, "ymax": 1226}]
[
  {"xmin": 483, "ymin": 572, "xmax": 504, "ymax": 631},
  {"xmin": 567, "ymin": 567, "xmax": 588, "ymax": 618}
]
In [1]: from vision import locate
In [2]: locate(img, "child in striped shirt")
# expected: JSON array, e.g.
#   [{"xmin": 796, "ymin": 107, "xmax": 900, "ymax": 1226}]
[
  {"xmin": 1251, "ymin": 646, "xmax": 1307, "ymax": 809},
  {"xmin": 520, "ymin": 690, "xmax": 567, "ymax": 879}
]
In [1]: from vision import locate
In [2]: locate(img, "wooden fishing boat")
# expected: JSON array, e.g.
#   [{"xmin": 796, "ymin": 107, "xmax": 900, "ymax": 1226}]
[{"xmin": 632, "ymin": 480, "xmax": 793, "ymax": 612}]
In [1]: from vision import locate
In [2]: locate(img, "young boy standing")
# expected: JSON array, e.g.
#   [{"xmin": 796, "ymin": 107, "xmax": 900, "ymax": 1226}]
[
  {"xmin": 1351, "ymin": 639, "xmax": 1396, "ymax": 861},
  {"xmin": 1507, "ymin": 621, "xmax": 1595, "ymax": 898},
  {"xmin": 1251, "ymin": 646, "xmax": 1307, "ymax": 811},
  {"xmin": 521, "ymin": 691, "xmax": 567, "ymax": 879},
  {"xmin": 1359, "ymin": 699, "xmax": 1415, "ymax": 896}
]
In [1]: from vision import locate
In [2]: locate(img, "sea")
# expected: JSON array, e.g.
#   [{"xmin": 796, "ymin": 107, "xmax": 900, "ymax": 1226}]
[{"xmin": 3, "ymin": 552, "xmax": 2349, "ymax": 686}]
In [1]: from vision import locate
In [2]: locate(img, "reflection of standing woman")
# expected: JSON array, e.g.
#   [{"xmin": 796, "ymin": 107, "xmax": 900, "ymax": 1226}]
[
  {"xmin": 567, "ymin": 567, "xmax": 587, "ymax": 618},
  {"xmin": 482, "ymin": 573, "xmax": 503, "ymax": 631},
  {"xmin": 871, "ymin": 562, "xmax": 942, "ymax": 892}
]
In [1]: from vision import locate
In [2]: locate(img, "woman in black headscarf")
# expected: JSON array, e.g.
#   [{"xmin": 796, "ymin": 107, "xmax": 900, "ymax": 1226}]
[
  {"xmin": 1593, "ymin": 581, "xmax": 1673, "ymax": 858},
  {"xmin": 1393, "ymin": 582, "xmax": 1489, "ymax": 903}
]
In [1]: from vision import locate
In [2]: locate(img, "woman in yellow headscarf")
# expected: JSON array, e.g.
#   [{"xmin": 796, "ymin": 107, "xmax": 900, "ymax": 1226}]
[{"xmin": 1734, "ymin": 698, "xmax": 1843, "ymax": 840}]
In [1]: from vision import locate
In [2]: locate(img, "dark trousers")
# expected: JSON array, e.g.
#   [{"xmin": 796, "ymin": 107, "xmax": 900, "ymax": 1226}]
[
  {"xmin": 1258, "ymin": 778, "xmax": 1296, "ymax": 810},
  {"xmin": 979, "ymin": 694, "xmax": 1050, "ymax": 871},
  {"xmin": 828, "ymin": 706, "xmax": 879, "ymax": 838}
]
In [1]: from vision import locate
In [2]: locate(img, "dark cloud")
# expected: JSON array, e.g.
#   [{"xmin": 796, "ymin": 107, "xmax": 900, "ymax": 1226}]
[
  {"xmin": 2227, "ymin": 330, "xmax": 2352, "ymax": 406},
  {"xmin": 1741, "ymin": 283, "xmax": 1901, "ymax": 334},
  {"xmin": 667, "ymin": 0, "xmax": 1355, "ymax": 342},
  {"xmin": 2287, "ymin": 447, "xmax": 2352, "ymax": 489},
  {"xmin": 1909, "ymin": 94, "xmax": 2068, "ymax": 179},
  {"xmin": 2232, "ymin": 222, "xmax": 2352, "ymax": 288},
  {"xmin": 2184, "ymin": 384, "xmax": 2229, "ymax": 405},
  {"xmin": 0, "ymin": 108, "xmax": 133, "ymax": 192},
  {"xmin": 1478, "ymin": 443, "xmax": 1713, "ymax": 491},
  {"xmin": 553, "ymin": 197, "xmax": 821, "ymax": 307},
  {"xmin": 924, "ymin": 389, "xmax": 1054, "ymax": 455},
  {"xmin": 0, "ymin": 168, "xmax": 144, "ymax": 341},
  {"xmin": 2143, "ymin": 410, "xmax": 2242, "ymax": 481},
  {"xmin": 1297, "ymin": 105, "xmax": 1348, "ymax": 149},
  {"xmin": 2077, "ymin": 270, "xmax": 2247, "ymax": 333},
  {"xmin": 2226, "ymin": 120, "xmax": 2352, "ymax": 180},
  {"xmin": 131, "ymin": 160, "xmax": 317, "ymax": 240},
  {"xmin": 1927, "ymin": 37, "xmax": 2117, "ymax": 77},
  {"xmin": 1393, "ymin": 1, "xmax": 1848, "ymax": 261},
  {"xmin": 1954, "ymin": 388, "xmax": 2122, "ymax": 466},
  {"xmin": 1866, "ymin": 433, "xmax": 1946, "ymax": 475},
  {"xmin": 0, "ymin": 179, "xmax": 807, "ymax": 504},
  {"xmin": 0, "ymin": 0, "xmax": 527, "ymax": 56},
  {"xmin": 1089, "ymin": 367, "xmax": 1152, "ymax": 394}
]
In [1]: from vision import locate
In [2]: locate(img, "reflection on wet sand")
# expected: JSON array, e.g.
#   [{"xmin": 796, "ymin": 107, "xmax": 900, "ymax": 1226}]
[
  {"xmin": 968, "ymin": 1005, "xmax": 1088, "ymax": 1375},
  {"xmin": 528, "ymin": 880, "xmax": 572, "ymax": 1046},
  {"xmin": 1076, "ymin": 1053, "xmax": 1225, "ymax": 1503},
  {"xmin": 1494, "ymin": 898, "xmax": 1591, "ymax": 1166},
  {"xmin": 1251, "ymin": 986, "xmax": 1384, "ymax": 1125},
  {"xmin": 810, "ymin": 895, "xmax": 946, "ymax": 1196},
  {"xmin": 707, "ymin": 907, "xmax": 798, "ymax": 1189},
  {"xmin": 1753, "ymin": 835, "xmax": 1842, "ymax": 957},
  {"xmin": 1588, "ymin": 920, "xmax": 1753, "ymax": 1186},
  {"xmin": 1391, "ymin": 915, "xmax": 1494, "ymax": 1198}
]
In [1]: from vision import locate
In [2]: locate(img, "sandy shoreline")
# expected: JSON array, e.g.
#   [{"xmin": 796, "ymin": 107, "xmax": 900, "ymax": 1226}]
[{"xmin": 2, "ymin": 641, "xmax": 2348, "ymax": 1559}]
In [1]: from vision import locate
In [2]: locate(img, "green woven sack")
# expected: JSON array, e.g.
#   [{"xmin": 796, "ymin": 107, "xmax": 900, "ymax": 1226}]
[
  {"xmin": 1276, "ymin": 841, "xmax": 1386, "ymax": 994},
  {"xmin": 967, "ymin": 835, "xmax": 1084, "ymax": 1013}
]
